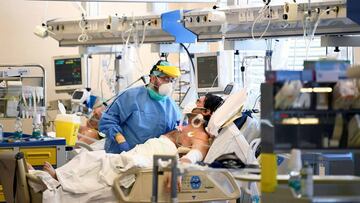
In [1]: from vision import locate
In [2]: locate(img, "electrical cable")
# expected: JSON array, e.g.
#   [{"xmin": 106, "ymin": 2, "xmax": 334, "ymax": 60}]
[
  {"xmin": 311, "ymin": 8, "xmax": 332, "ymax": 40},
  {"xmin": 94, "ymin": 75, "xmax": 148, "ymax": 109},
  {"xmin": 251, "ymin": 4, "xmax": 271, "ymax": 40},
  {"xmin": 140, "ymin": 20, "xmax": 151, "ymax": 45},
  {"xmin": 253, "ymin": 94, "xmax": 261, "ymax": 109},
  {"xmin": 180, "ymin": 43, "xmax": 196, "ymax": 76},
  {"xmin": 206, "ymin": 75, "xmax": 219, "ymax": 95},
  {"xmin": 304, "ymin": 7, "xmax": 333, "ymax": 59},
  {"xmin": 260, "ymin": 18, "xmax": 271, "ymax": 39},
  {"xmin": 125, "ymin": 27, "xmax": 133, "ymax": 48},
  {"xmin": 78, "ymin": 17, "xmax": 90, "ymax": 43}
]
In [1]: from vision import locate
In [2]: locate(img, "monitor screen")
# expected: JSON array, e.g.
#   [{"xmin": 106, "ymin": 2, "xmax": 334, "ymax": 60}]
[
  {"xmin": 223, "ymin": 84, "xmax": 234, "ymax": 95},
  {"xmin": 196, "ymin": 55, "xmax": 218, "ymax": 88},
  {"xmin": 54, "ymin": 57, "xmax": 82, "ymax": 87}
]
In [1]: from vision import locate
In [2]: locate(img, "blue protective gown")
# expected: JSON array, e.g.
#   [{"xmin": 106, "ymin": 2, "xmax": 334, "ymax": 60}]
[{"xmin": 99, "ymin": 86, "xmax": 181, "ymax": 153}]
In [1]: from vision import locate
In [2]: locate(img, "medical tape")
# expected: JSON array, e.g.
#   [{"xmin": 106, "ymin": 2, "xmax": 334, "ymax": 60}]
[
  {"xmin": 191, "ymin": 114, "xmax": 204, "ymax": 128},
  {"xmin": 182, "ymin": 149, "xmax": 203, "ymax": 164}
]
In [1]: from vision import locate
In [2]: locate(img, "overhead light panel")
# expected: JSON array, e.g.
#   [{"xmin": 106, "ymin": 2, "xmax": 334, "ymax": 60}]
[
  {"xmin": 282, "ymin": 118, "xmax": 319, "ymax": 125},
  {"xmin": 300, "ymin": 88, "xmax": 313, "ymax": 93},
  {"xmin": 300, "ymin": 87, "xmax": 332, "ymax": 93},
  {"xmin": 313, "ymin": 87, "xmax": 332, "ymax": 93}
]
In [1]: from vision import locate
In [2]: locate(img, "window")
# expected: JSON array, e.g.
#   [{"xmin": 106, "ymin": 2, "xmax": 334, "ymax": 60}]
[{"xmin": 234, "ymin": 37, "xmax": 353, "ymax": 110}]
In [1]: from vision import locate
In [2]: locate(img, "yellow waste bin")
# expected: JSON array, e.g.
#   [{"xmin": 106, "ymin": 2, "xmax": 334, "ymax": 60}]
[{"xmin": 55, "ymin": 114, "xmax": 80, "ymax": 146}]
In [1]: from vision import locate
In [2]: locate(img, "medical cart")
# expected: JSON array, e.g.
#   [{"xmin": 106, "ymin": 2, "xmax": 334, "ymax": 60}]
[{"xmin": 0, "ymin": 133, "xmax": 66, "ymax": 202}]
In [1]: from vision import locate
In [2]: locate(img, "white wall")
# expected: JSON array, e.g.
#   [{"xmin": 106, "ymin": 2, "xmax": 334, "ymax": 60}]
[
  {"xmin": 354, "ymin": 48, "xmax": 360, "ymax": 64},
  {"xmin": 0, "ymin": 1, "xmax": 81, "ymax": 101}
]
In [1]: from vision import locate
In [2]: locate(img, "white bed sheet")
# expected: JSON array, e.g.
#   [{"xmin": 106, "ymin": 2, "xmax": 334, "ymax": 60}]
[{"xmin": 34, "ymin": 136, "xmax": 177, "ymax": 203}]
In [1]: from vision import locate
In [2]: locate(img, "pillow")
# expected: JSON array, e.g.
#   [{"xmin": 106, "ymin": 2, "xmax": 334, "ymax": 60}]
[{"xmin": 206, "ymin": 89, "xmax": 247, "ymax": 137}]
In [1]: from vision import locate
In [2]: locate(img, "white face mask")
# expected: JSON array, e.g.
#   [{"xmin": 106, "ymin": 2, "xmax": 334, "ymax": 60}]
[{"xmin": 158, "ymin": 82, "xmax": 173, "ymax": 96}]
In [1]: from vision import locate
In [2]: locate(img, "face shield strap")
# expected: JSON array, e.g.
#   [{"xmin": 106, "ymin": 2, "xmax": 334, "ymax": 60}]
[
  {"xmin": 156, "ymin": 76, "xmax": 176, "ymax": 84},
  {"xmin": 151, "ymin": 70, "xmax": 166, "ymax": 77}
]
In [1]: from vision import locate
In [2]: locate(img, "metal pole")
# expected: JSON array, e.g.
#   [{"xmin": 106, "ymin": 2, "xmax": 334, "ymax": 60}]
[
  {"xmin": 152, "ymin": 155, "xmax": 178, "ymax": 203},
  {"xmin": 171, "ymin": 157, "xmax": 178, "ymax": 203},
  {"xmin": 114, "ymin": 55, "xmax": 121, "ymax": 94},
  {"xmin": 152, "ymin": 157, "xmax": 159, "ymax": 203}
]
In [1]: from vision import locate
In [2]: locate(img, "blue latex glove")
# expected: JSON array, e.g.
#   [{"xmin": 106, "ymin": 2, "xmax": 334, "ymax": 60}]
[
  {"xmin": 106, "ymin": 140, "xmax": 131, "ymax": 154},
  {"xmin": 116, "ymin": 142, "xmax": 130, "ymax": 153}
]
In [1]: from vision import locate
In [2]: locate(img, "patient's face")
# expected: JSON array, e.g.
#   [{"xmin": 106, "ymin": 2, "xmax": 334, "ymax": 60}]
[
  {"xmin": 196, "ymin": 96, "xmax": 206, "ymax": 107},
  {"xmin": 87, "ymin": 105, "xmax": 106, "ymax": 129},
  {"xmin": 187, "ymin": 108, "xmax": 206, "ymax": 123}
]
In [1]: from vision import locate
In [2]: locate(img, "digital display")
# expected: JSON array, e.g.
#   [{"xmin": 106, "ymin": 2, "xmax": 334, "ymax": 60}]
[
  {"xmin": 223, "ymin": 84, "xmax": 233, "ymax": 95},
  {"xmin": 72, "ymin": 91, "xmax": 84, "ymax": 100},
  {"xmin": 196, "ymin": 56, "xmax": 218, "ymax": 88},
  {"xmin": 54, "ymin": 58, "xmax": 82, "ymax": 86}
]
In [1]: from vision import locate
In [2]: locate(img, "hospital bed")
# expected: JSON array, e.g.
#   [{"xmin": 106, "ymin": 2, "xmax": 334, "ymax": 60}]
[
  {"xmin": 0, "ymin": 151, "xmax": 44, "ymax": 203},
  {"xmin": 0, "ymin": 90, "xmax": 262, "ymax": 203},
  {"xmin": 0, "ymin": 151, "xmax": 243, "ymax": 203},
  {"xmin": 113, "ymin": 167, "xmax": 241, "ymax": 202}
]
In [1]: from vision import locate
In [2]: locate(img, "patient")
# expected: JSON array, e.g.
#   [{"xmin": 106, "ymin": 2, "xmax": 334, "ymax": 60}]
[
  {"xmin": 77, "ymin": 93, "xmax": 223, "ymax": 146},
  {"xmin": 27, "ymin": 104, "xmax": 223, "ymax": 197},
  {"xmin": 77, "ymin": 105, "xmax": 106, "ymax": 144}
]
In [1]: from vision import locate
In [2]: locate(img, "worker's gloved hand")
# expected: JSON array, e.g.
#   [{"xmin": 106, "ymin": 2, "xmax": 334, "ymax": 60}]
[
  {"xmin": 115, "ymin": 142, "xmax": 130, "ymax": 153},
  {"xmin": 115, "ymin": 133, "xmax": 130, "ymax": 152},
  {"xmin": 105, "ymin": 141, "xmax": 130, "ymax": 154},
  {"xmin": 106, "ymin": 133, "xmax": 131, "ymax": 154}
]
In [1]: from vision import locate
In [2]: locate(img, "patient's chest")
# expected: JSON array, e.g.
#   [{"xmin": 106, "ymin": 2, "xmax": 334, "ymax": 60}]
[{"xmin": 179, "ymin": 135, "xmax": 192, "ymax": 148}]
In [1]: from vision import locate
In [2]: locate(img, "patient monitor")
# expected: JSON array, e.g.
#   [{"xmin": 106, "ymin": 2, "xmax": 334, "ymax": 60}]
[
  {"xmin": 53, "ymin": 55, "xmax": 86, "ymax": 92},
  {"xmin": 71, "ymin": 88, "xmax": 91, "ymax": 113},
  {"xmin": 195, "ymin": 51, "xmax": 234, "ymax": 94},
  {"xmin": 71, "ymin": 89, "xmax": 90, "ymax": 104}
]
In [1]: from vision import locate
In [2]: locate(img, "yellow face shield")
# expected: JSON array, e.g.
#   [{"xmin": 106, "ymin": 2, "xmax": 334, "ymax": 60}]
[{"xmin": 155, "ymin": 65, "xmax": 181, "ymax": 78}]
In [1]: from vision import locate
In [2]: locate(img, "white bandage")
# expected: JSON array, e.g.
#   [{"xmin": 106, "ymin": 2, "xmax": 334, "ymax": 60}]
[{"xmin": 182, "ymin": 149, "xmax": 203, "ymax": 164}]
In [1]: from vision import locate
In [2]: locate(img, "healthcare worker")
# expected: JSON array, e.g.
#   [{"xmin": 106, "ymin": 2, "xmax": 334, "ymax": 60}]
[{"xmin": 99, "ymin": 60, "xmax": 181, "ymax": 153}]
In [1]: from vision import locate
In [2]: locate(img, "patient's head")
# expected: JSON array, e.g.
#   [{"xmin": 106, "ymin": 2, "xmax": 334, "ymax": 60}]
[
  {"xmin": 196, "ymin": 93, "xmax": 224, "ymax": 122},
  {"xmin": 86, "ymin": 105, "xmax": 106, "ymax": 130}
]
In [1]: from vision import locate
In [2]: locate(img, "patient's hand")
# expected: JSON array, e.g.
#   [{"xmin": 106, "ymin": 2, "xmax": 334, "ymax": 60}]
[{"xmin": 164, "ymin": 171, "xmax": 182, "ymax": 193}]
